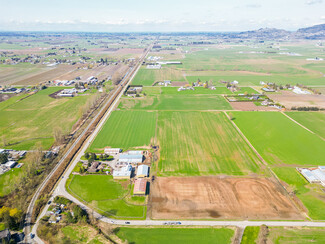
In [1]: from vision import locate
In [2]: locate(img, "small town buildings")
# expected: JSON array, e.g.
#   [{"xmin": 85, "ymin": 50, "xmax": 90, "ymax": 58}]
[
  {"xmin": 119, "ymin": 153, "xmax": 143, "ymax": 164},
  {"xmin": 113, "ymin": 164, "xmax": 132, "ymax": 179},
  {"xmin": 136, "ymin": 165, "xmax": 149, "ymax": 178},
  {"xmin": 133, "ymin": 178, "xmax": 147, "ymax": 195},
  {"xmin": 104, "ymin": 148, "xmax": 121, "ymax": 154}
]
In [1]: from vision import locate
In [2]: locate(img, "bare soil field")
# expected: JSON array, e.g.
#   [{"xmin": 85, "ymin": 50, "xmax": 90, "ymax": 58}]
[
  {"xmin": 57, "ymin": 63, "xmax": 129, "ymax": 82},
  {"xmin": 92, "ymin": 48, "xmax": 144, "ymax": 57},
  {"xmin": 13, "ymin": 64, "xmax": 78, "ymax": 85},
  {"xmin": 230, "ymin": 102, "xmax": 278, "ymax": 111},
  {"xmin": 0, "ymin": 93, "xmax": 16, "ymax": 102},
  {"xmin": 268, "ymin": 90, "xmax": 325, "ymax": 109},
  {"xmin": 150, "ymin": 176, "xmax": 302, "ymax": 220}
]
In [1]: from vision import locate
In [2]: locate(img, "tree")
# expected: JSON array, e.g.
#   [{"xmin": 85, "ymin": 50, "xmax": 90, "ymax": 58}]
[
  {"xmin": 112, "ymin": 72, "xmax": 123, "ymax": 85},
  {"xmin": 99, "ymin": 154, "xmax": 104, "ymax": 161},
  {"xmin": 85, "ymin": 152, "xmax": 90, "ymax": 159},
  {"xmin": 0, "ymin": 153, "xmax": 8, "ymax": 164}
]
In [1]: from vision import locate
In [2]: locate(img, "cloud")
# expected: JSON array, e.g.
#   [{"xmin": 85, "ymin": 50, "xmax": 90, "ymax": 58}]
[
  {"xmin": 305, "ymin": 0, "xmax": 323, "ymax": 5},
  {"xmin": 245, "ymin": 4, "xmax": 262, "ymax": 8},
  {"xmin": 321, "ymin": 16, "xmax": 325, "ymax": 20}
]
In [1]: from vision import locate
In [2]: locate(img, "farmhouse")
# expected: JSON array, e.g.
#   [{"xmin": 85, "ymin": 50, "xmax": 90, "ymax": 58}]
[
  {"xmin": 133, "ymin": 178, "xmax": 147, "ymax": 195},
  {"xmin": 104, "ymin": 148, "xmax": 121, "ymax": 154},
  {"xmin": 119, "ymin": 153, "xmax": 143, "ymax": 164},
  {"xmin": 5, "ymin": 161, "xmax": 16, "ymax": 169},
  {"xmin": 113, "ymin": 164, "xmax": 132, "ymax": 179},
  {"xmin": 88, "ymin": 161, "xmax": 100, "ymax": 173},
  {"xmin": 136, "ymin": 165, "xmax": 149, "ymax": 178}
]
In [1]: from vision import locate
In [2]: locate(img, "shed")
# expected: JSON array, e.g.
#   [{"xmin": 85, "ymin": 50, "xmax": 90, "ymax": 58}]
[
  {"xmin": 0, "ymin": 229, "xmax": 11, "ymax": 243},
  {"xmin": 133, "ymin": 179, "xmax": 147, "ymax": 195},
  {"xmin": 119, "ymin": 154, "xmax": 143, "ymax": 164},
  {"xmin": 136, "ymin": 165, "xmax": 149, "ymax": 178},
  {"xmin": 5, "ymin": 161, "xmax": 16, "ymax": 168},
  {"xmin": 104, "ymin": 148, "xmax": 121, "ymax": 154},
  {"xmin": 300, "ymin": 169, "xmax": 319, "ymax": 183},
  {"xmin": 113, "ymin": 165, "xmax": 132, "ymax": 179}
]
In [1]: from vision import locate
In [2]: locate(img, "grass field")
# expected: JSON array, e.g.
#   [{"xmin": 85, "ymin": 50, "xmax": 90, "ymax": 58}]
[
  {"xmin": 241, "ymin": 226, "xmax": 260, "ymax": 244},
  {"xmin": 285, "ymin": 112, "xmax": 325, "ymax": 139},
  {"xmin": 132, "ymin": 66, "xmax": 185, "ymax": 86},
  {"xmin": 272, "ymin": 167, "xmax": 325, "ymax": 220},
  {"xmin": 68, "ymin": 175, "xmax": 146, "ymax": 219},
  {"xmin": 118, "ymin": 95, "xmax": 233, "ymax": 111},
  {"xmin": 88, "ymin": 110, "xmax": 157, "ymax": 152},
  {"xmin": 160, "ymin": 87, "xmax": 232, "ymax": 95},
  {"xmin": 267, "ymin": 227, "xmax": 325, "ymax": 244},
  {"xmin": 157, "ymin": 111, "xmax": 260, "ymax": 176},
  {"xmin": 231, "ymin": 112, "xmax": 325, "ymax": 166},
  {"xmin": 61, "ymin": 225, "xmax": 107, "ymax": 243},
  {"xmin": 0, "ymin": 168, "xmax": 22, "ymax": 196},
  {"xmin": 114, "ymin": 227, "xmax": 234, "ymax": 244},
  {"xmin": 0, "ymin": 87, "xmax": 96, "ymax": 150}
]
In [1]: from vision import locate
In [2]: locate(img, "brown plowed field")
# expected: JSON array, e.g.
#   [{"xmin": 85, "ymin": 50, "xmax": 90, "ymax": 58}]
[
  {"xmin": 269, "ymin": 90, "xmax": 325, "ymax": 109},
  {"xmin": 150, "ymin": 176, "xmax": 302, "ymax": 220},
  {"xmin": 230, "ymin": 102, "xmax": 278, "ymax": 111}
]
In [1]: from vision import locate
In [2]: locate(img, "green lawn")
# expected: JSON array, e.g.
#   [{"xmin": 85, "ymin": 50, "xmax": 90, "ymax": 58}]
[
  {"xmin": 68, "ymin": 175, "xmax": 146, "ymax": 219},
  {"xmin": 115, "ymin": 227, "xmax": 234, "ymax": 244},
  {"xmin": 60, "ymin": 225, "xmax": 107, "ymax": 243},
  {"xmin": 231, "ymin": 112, "xmax": 325, "ymax": 166},
  {"xmin": 272, "ymin": 167, "xmax": 325, "ymax": 220},
  {"xmin": 0, "ymin": 168, "xmax": 22, "ymax": 196},
  {"xmin": 157, "ymin": 111, "xmax": 260, "ymax": 176},
  {"xmin": 285, "ymin": 112, "xmax": 325, "ymax": 139},
  {"xmin": 267, "ymin": 227, "xmax": 325, "ymax": 244},
  {"xmin": 0, "ymin": 87, "xmax": 97, "ymax": 150},
  {"xmin": 88, "ymin": 110, "xmax": 157, "ymax": 152},
  {"xmin": 241, "ymin": 226, "xmax": 260, "ymax": 244}
]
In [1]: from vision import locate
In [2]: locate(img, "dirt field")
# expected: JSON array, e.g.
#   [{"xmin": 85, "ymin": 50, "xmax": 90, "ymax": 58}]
[
  {"xmin": 230, "ymin": 102, "xmax": 278, "ymax": 111},
  {"xmin": 150, "ymin": 176, "xmax": 302, "ymax": 220},
  {"xmin": 269, "ymin": 90, "xmax": 325, "ymax": 109}
]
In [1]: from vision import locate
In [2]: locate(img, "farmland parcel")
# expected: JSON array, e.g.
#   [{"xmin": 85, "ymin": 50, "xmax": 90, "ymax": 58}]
[{"xmin": 231, "ymin": 111, "xmax": 325, "ymax": 166}]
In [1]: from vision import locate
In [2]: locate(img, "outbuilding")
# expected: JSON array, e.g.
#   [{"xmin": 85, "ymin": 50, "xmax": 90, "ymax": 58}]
[
  {"xmin": 113, "ymin": 165, "xmax": 132, "ymax": 179},
  {"xmin": 133, "ymin": 179, "xmax": 147, "ymax": 195},
  {"xmin": 136, "ymin": 165, "xmax": 149, "ymax": 178},
  {"xmin": 104, "ymin": 148, "xmax": 122, "ymax": 154},
  {"xmin": 119, "ymin": 153, "xmax": 143, "ymax": 164}
]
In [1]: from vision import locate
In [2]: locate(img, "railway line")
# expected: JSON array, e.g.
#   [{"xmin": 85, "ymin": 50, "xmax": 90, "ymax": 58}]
[{"xmin": 23, "ymin": 43, "xmax": 153, "ymax": 243}]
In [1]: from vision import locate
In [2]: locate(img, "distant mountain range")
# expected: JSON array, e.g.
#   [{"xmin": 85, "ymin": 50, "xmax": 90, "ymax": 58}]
[{"xmin": 230, "ymin": 23, "xmax": 325, "ymax": 40}]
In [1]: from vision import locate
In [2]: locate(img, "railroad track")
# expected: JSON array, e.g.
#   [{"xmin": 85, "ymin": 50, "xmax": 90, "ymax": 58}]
[{"xmin": 23, "ymin": 43, "xmax": 153, "ymax": 243}]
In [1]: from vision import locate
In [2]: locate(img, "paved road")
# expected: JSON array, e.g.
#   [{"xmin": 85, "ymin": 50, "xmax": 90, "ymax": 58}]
[
  {"xmin": 29, "ymin": 43, "xmax": 325, "ymax": 244},
  {"xmin": 28, "ymin": 45, "xmax": 152, "ymax": 244}
]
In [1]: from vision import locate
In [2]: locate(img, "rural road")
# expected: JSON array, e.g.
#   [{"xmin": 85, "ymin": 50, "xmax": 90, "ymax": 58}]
[
  {"xmin": 27, "ymin": 44, "xmax": 153, "ymax": 244},
  {"xmin": 28, "ymin": 43, "xmax": 325, "ymax": 244}
]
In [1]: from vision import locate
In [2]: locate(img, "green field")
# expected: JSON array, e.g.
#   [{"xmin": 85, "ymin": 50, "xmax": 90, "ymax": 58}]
[
  {"xmin": 68, "ymin": 175, "xmax": 146, "ymax": 219},
  {"xmin": 119, "ymin": 94, "xmax": 232, "ymax": 111},
  {"xmin": 157, "ymin": 111, "xmax": 260, "ymax": 175},
  {"xmin": 231, "ymin": 112, "xmax": 325, "ymax": 166},
  {"xmin": 0, "ymin": 168, "xmax": 22, "ymax": 196},
  {"xmin": 61, "ymin": 225, "xmax": 107, "ymax": 243},
  {"xmin": 285, "ymin": 112, "xmax": 325, "ymax": 139},
  {"xmin": 160, "ymin": 86, "xmax": 232, "ymax": 95},
  {"xmin": 0, "ymin": 87, "xmax": 97, "ymax": 150},
  {"xmin": 115, "ymin": 227, "xmax": 234, "ymax": 244},
  {"xmin": 132, "ymin": 66, "xmax": 186, "ymax": 86},
  {"xmin": 272, "ymin": 167, "xmax": 325, "ymax": 220},
  {"xmin": 88, "ymin": 110, "xmax": 157, "ymax": 152},
  {"xmin": 241, "ymin": 226, "xmax": 260, "ymax": 244},
  {"xmin": 267, "ymin": 227, "xmax": 325, "ymax": 244}
]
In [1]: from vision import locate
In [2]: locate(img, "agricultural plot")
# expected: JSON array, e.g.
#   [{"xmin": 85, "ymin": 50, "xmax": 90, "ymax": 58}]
[
  {"xmin": 68, "ymin": 175, "xmax": 146, "ymax": 219},
  {"xmin": 267, "ymin": 227, "xmax": 325, "ymax": 244},
  {"xmin": 285, "ymin": 112, "xmax": 325, "ymax": 139},
  {"xmin": 114, "ymin": 227, "xmax": 234, "ymax": 244},
  {"xmin": 231, "ymin": 112, "xmax": 325, "ymax": 166},
  {"xmin": 157, "ymin": 111, "xmax": 260, "ymax": 175},
  {"xmin": 132, "ymin": 66, "xmax": 185, "ymax": 86},
  {"xmin": 0, "ymin": 87, "xmax": 96, "ymax": 150},
  {"xmin": 150, "ymin": 176, "xmax": 301, "ymax": 220},
  {"xmin": 88, "ymin": 110, "xmax": 157, "ymax": 152},
  {"xmin": 272, "ymin": 167, "xmax": 325, "ymax": 220},
  {"xmin": 241, "ymin": 226, "xmax": 260, "ymax": 244},
  {"xmin": 119, "ymin": 94, "xmax": 232, "ymax": 111},
  {"xmin": 160, "ymin": 86, "xmax": 232, "ymax": 95}
]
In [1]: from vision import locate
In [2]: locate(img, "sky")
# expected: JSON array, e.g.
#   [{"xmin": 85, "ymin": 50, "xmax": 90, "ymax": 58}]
[{"xmin": 0, "ymin": 0, "xmax": 324, "ymax": 32}]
